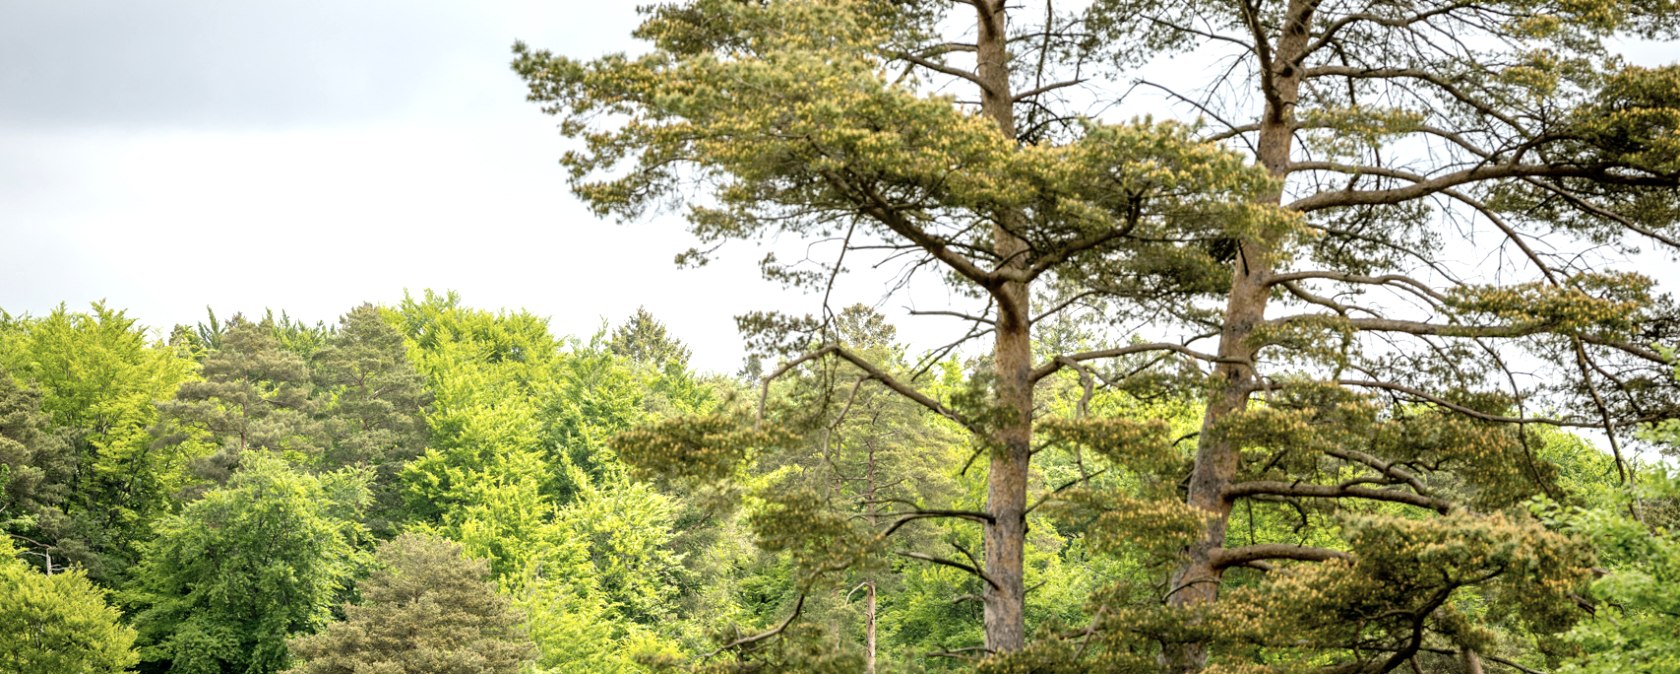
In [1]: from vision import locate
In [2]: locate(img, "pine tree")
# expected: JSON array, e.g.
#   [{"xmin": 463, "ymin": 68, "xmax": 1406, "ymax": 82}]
[
  {"xmin": 514, "ymin": 2, "xmax": 1280, "ymax": 654},
  {"xmin": 284, "ymin": 534, "xmax": 537, "ymax": 674},
  {"xmin": 312, "ymin": 304, "xmax": 431, "ymax": 533},
  {"xmin": 610, "ymin": 307, "xmax": 693, "ymax": 371},
  {"xmin": 516, "ymin": 1, "xmax": 1680, "ymax": 668},
  {"xmin": 159, "ymin": 316, "xmax": 323, "ymax": 485},
  {"xmin": 0, "ymin": 372, "xmax": 73, "ymax": 573}
]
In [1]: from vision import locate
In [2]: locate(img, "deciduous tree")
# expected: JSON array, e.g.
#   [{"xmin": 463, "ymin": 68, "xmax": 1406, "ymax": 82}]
[
  {"xmin": 0, "ymin": 536, "xmax": 138, "ymax": 674},
  {"xmin": 0, "ymin": 304, "xmax": 193, "ymax": 581},
  {"xmin": 128, "ymin": 454, "xmax": 368, "ymax": 674}
]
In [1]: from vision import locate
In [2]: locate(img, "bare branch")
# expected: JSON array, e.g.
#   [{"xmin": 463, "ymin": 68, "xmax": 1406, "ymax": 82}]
[
  {"xmin": 1032, "ymin": 343, "xmax": 1228, "ymax": 383},
  {"xmin": 760, "ymin": 344, "xmax": 981, "ymax": 433},
  {"xmin": 705, "ymin": 593, "xmax": 807, "ymax": 658},
  {"xmin": 1211, "ymin": 543, "xmax": 1351, "ymax": 569},
  {"xmin": 1012, "ymin": 78, "xmax": 1087, "ymax": 102},
  {"xmin": 898, "ymin": 551, "xmax": 1002, "ymax": 589},
  {"xmin": 880, "ymin": 509, "xmax": 994, "ymax": 539},
  {"xmin": 1225, "ymin": 480, "xmax": 1454, "ymax": 513}
]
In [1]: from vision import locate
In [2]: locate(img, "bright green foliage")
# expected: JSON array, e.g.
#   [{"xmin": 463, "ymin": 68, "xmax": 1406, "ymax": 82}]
[
  {"xmin": 283, "ymin": 534, "xmax": 537, "ymax": 674},
  {"xmin": 393, "ymin": 291, "xmax": 568, "ymax": 517},
  {"xmin": 557, "ymin": 471, "xmax": 686, "ymax": 627},
  {"xmin": 1553, "ymin": 468, "xmax": 1680, "ymax": 673},
  {"xmin": 0, "ymin": 536, "xmax": 138, "ymax": 674},
  {"xmin": 128, "ymin": 454, "xmax": 368, "ymax": 674},
  {"xmin": 0, "ymin": 304, "xmax": 193, "ymax": 581},
  {"xmin": 390, "ymin": 293, "xmax": 712, "ymax": 672}
]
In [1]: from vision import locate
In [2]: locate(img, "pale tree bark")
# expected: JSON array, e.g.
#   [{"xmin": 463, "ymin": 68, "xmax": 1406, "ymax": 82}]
[
  {"xmin": 1460, "ymin": 648, "xmax": 1485, "ymax": 674},
  {"xmin": 865, "ymin": 434, "xmax": 880, "ymax": 674},
  {"xmin": 866, "ymin": 581, "xmax": 878, "ymax": 674}
]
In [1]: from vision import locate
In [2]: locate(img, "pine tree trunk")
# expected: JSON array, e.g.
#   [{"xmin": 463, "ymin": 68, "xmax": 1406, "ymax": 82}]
[
  {"xmin": 973, "ymin": 0, "xmax": 1032, "ymax": 655},
  {"xmin": 1461, "ymin": 649, "xmax": 1485, "ymax": 674},
  {"xmin": 865, "ymin": 438, "xmax": 880, "ymax": 673},
  {"xmin": 1166, "ymin": 1, "xmax": 1313, "ymax": 670}
]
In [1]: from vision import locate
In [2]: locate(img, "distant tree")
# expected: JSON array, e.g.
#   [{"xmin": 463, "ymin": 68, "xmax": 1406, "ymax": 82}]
[
  {"xmin": 128, "ymin": 454, "xmax": 368, "ymax": 674},
  {"xmin": 158, "ymin": 317, "xmax": 323, "ymax": 484},
  {"xmin": 0, "ymin": 536, "xmax": 138, "ymax": 674},
  {"xmin": 0, "ymin": 372, "xmax": 72, "ymax": 571},
  {"xmin": 312, "ymin": 304, "xmax": 432, "ymax": 533},
  {"xmin": 610, "ymin": 308, "xmax": 693, "ymax": 371},
  {"xmin": 0, "ymin": 304, "xmax": 193, "ymax": 582},
  {"xmin": 283, "ymin": 534, "xmax": 536, "ymax": 674}
]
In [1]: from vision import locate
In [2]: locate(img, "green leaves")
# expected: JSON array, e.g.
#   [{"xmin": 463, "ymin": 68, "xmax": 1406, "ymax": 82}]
[
  {"xmin": 127, "ymin": 454, "xmax": 369, "ymax": 674},
  {"xmin": 1549, "ymin": 468, "xmax": 1680, "ymax": 673},
  {"xmin": 614, "ymin": 414, "xmax": 796, "ymax": 484},
  {"xmin": 0, "ymin": 303, "xmax": 194, "ymax": 582},
  {"xmin": 0, "ymin": 536, "xmax": 137, "ymax": 674}
]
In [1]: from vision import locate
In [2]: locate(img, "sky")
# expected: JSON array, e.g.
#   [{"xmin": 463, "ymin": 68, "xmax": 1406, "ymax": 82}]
[
  {"xmin": 0, "ymin": 1, "xmax": 825, "ymax": 373},
  {"xmin": 0, "ymin": 3, "xmax": 1674, "ymax": 374}
]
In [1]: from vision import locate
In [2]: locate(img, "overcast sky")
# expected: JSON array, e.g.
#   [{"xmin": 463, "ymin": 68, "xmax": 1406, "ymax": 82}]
[
  {"xmin": 0, "ymin": 1, "xmax": 833, "ymax": 373},
  {"xmin": 1, "ymin": 3, "xmax": 1674, "ymax": 374}
]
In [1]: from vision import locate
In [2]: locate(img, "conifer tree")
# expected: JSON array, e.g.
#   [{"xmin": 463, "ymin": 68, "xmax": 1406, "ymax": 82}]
[
  {"xmin": 159, "ymin": 316, "xmax": 323, "ymax": 484},
  {"xmin": 284, "ymin": 534, "xmax": 537, "ymax": 674},
  {"xmin": 611, "ymin": 307, "xmax": 694, "ymax": 371},
  {"xmin": 312, "ymin": 304, "xmax": 431, "ymax": 532},
  {"xmin": 517, "ymin": 1, "xmax": 1680, "ymax": 668},
  {"xmin": 0, "ymin": 371, "xmax": 72, "ymax": 573},
  {"xmin": 515, "ymin": 2, "xmax": 1280, "ymax": 655}
]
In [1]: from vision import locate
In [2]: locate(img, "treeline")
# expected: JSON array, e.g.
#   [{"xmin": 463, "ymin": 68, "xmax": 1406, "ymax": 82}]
[{"xmin": 2, "ymin": 295, "xmax": 1679, "ymax": 673}]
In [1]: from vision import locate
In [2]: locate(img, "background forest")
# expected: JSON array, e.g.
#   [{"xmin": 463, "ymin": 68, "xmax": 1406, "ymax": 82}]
[
  {"xmin": 2, "ymin": 295, "xmax": 1679, "ymax": 674},
  {"xmin": 4, "ymin": 0, "xmax": 1680, "ymax": 673}
]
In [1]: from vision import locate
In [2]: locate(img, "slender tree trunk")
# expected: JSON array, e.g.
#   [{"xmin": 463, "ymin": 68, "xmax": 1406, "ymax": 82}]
[
  {"xmin": 1461, "ymin": 648, "xmax": 1485, "ymax": 674},
  {"xmin": 973, "ymin": 0, "xmax": 1032, "ymax": 654},
  {"xmin": 1166, "ymin": 2, "xmax": 1311, "ymax": 670},
  {"xmin": 865, "ymin": 438, "xmax": 880, "ymax": 674},
  {"xmin": 865, "ymin": 580, "xmax": 878, "ymax": 674}
]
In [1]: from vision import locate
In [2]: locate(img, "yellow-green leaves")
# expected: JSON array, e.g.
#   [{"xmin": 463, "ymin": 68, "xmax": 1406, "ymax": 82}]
[
  {"xmin": 1448, "ymin": 271, "xmax": 1655, "ymax": 336},
  {"xmin": 1574, "ymin": 64, "xmax": 1680, "ymax": 175},
  {"xmin": 0, "ymin": 537, "xmax": 138, "ymax": 674},
  {"xmin": 612, "ymin": 414, "xmax": 797, "ymax": 483}
]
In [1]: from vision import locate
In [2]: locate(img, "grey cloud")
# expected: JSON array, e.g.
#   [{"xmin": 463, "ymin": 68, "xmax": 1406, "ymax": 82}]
[{"xmin": 0, "ymin": 1, "xmax": 621, "ymax": 131}]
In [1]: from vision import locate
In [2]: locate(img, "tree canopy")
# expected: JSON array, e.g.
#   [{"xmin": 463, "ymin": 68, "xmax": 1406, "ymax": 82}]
[{"xmin": 514, "ymin": 0, "xmax": 1680, "ymax": 670}]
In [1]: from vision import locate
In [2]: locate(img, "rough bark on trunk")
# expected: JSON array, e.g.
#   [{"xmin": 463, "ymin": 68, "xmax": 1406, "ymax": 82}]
[
  {"xmin": 1165, "ymin": 1, "xmax": 1312, "ymax": 670},
  {"xmin": 1461, "ymin": 648, "xmax": 1485, "ymax": 674},
  {"xmin": 973, "ymin": 0, "xmax": 1032, "ymax": 654}
]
